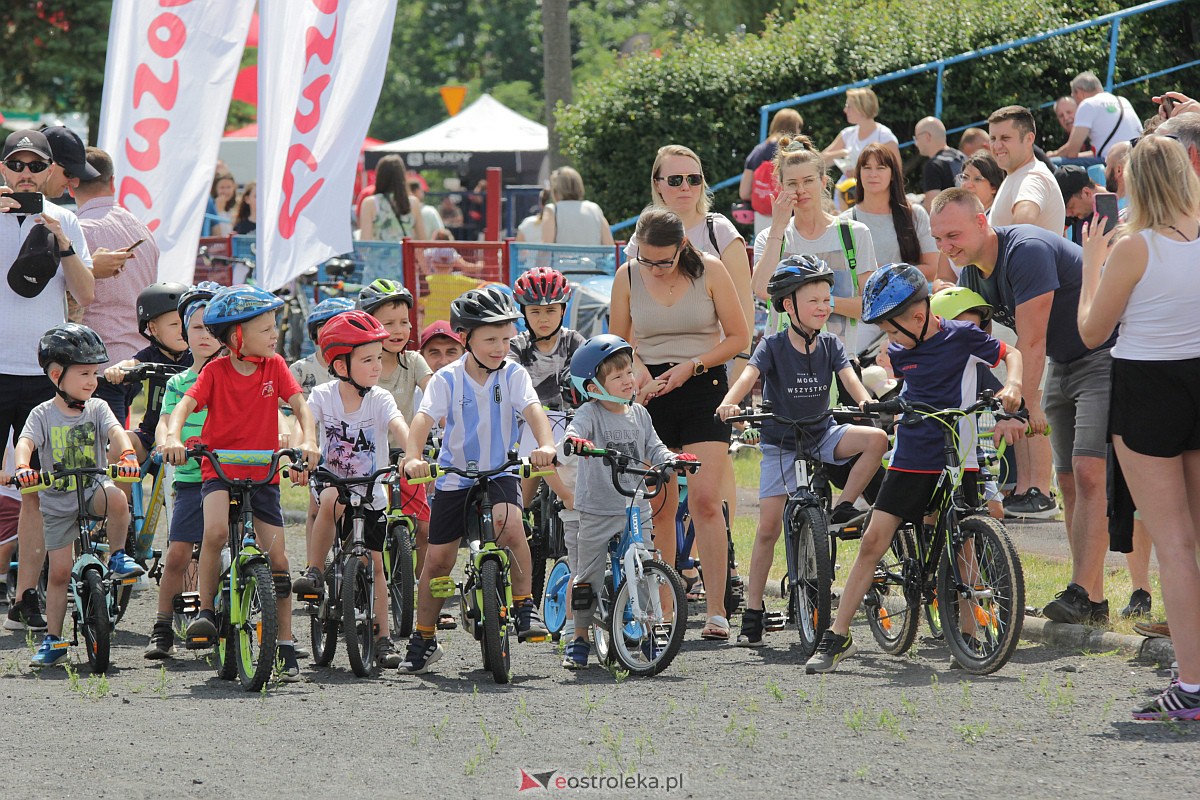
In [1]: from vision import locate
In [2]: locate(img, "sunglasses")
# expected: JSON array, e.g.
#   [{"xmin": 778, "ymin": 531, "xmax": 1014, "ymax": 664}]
[
  {"xmin": 1129, "ymin": 132, "xmax": 1180, "ymax": 149},
  {"xmin": 3, "ymin": 159, "xmax": 51, "ymax": 174},
  {"xmin": 636, "ymin": 246, "xmax": 680, "ymax": 269},
  {"xmin": 655, "ymin": 173, "xmax": 703, "ymax": 187}
]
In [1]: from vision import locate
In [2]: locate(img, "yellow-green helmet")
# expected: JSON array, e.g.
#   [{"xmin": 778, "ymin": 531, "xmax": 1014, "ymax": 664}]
[{"xmin": 930, "ymin": 286, "xmax": 991, "ymax": 326}]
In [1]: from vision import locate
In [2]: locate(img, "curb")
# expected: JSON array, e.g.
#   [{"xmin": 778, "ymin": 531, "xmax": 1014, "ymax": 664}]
[{"xmin": 1021, "ymin": 616, "xmax": 1176, "ymax": 665}]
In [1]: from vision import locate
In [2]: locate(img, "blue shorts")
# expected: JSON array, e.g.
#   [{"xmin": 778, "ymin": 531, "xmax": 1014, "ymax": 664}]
[
  {"xmin": 169, "ymin": 482, "xmax": 204, "ymax": 544},
  {"xmin": 200, "ymin": 479, "xmax": 284, "ymax": 528},
  {"xmin": 759, "ymin": 424, "xmax": 853, "ymax": 499}
]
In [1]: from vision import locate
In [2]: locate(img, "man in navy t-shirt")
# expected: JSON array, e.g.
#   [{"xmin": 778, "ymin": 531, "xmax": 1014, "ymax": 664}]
[{"xmin": 930, "ymin": 187, "xmax": 1115, "ymax": 626}]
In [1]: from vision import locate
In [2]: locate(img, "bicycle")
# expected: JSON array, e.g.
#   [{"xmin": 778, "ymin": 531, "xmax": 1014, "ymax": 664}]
[
  {"xmin": 183, "ymin": 445, "xmax": 303, "ymax": 691},
  {"xmin": 17, "ymin": 464, "xmax": 138, "ymax": 673},
  {"xmin": 409, "ymin": 455, "xmax": 554, "ymax": 684},
  {"xmin": 560, "ymin": 441, "xmax": 692, "ymax": 677},
  {"xmin": 857, "ymin": 391, "xmax": 1027, "ymax": 675},
  {"xmin": 301, "ymin": 464, "xmax": 397, "ymax": 677},
  {"xmin": 673, "ymin": 472, "xmax": 742, "ymax": 618},
  {"xmin": 383, "ymin": 446, "xmax": 419, "ymax": 640}
]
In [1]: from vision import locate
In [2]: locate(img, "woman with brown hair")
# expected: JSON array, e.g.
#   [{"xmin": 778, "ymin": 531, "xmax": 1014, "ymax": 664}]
[
  {"xmin": 842, "ymin": 143, "xmax": 938, "ymax": 280},
  {"xmin": 359, "ymin": 155, "xmax": 428, "ymax": 242}
]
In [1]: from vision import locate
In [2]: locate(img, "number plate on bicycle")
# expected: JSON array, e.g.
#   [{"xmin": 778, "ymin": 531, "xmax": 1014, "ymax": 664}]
[{"xmin": 793, "ymin": 459, "xmax": 809, "ymax": 487}]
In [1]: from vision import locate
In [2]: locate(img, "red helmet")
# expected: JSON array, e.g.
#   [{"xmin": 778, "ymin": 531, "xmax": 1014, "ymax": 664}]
[
  {"xmin": 318, "ymin": 310, "xmax": 389, "ymax": 364},
  {"xmin": 514, "ymin": 267, "xmax": 571, "ymax": 306}
]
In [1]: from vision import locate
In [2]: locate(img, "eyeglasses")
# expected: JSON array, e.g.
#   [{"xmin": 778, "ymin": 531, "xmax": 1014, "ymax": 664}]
[
  {"xmin": 3, "ymin": 160, "xmax": 51, "ymax": 174},
  {"xmin": 655, "ymin": 173, "xmax": 703, "ymax": 188},
  {"xmin": 636, "ymin": 246, "xmax": 680, "ymax": 269},
  {"xmin": 1129, "ymin": 132, "xmax": 1180, "ymax": 149}
]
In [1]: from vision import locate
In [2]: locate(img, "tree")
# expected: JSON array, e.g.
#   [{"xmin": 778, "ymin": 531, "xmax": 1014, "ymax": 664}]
[{"xmin": 542, "ymin": 0, "xmax": 572, "ymax": 169}]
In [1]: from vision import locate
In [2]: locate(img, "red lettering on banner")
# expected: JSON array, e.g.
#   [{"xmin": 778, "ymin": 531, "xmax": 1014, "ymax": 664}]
[
  {"xmin": 294, "ymin": 75, "xmax": 330, "ymax": 134},
  {"xmin": 118, "ymin": 177, "xmax": 161, "ymax": 232},
  {"xmin": 125, "ymin": 118, "xmax": 170, "ymax": 172},
  {"xmin": 312, "ymin": 0, "xmax": 338, "ymax": 13},
  {"xmin": 279, "ymin": 144, "xmax": 325, "ymax": 238},
  {"xmin": 132, "ymin": 62, "xmax": 180, "ymax": 110},
  {"xmin": 304, "ymin": 17, "xmax": 337, "ymax": 66},
  {"xmin": 159, "ymin": 0, "xmax": 194, "ymax": 6},
  {"xmin": 147, "ymin": 13, "xmax": 186, "ymax": 58}
]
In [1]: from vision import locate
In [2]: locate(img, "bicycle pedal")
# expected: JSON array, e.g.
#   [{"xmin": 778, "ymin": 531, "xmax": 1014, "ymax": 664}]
[
  {"xmin": 429, "ymin": 576, "xmax": 456, "ymax": 598},
  {"xmin": 173, "ymin": 592, "xmax": 201, "ymax": 614},
  {"xmin": 763, "ymin": 612, "xmax": 786, "ymax": 632},
  {"xmin": 295, "ymin": 591, "xmax": 322, "ymax": 603},
  {"xmin": 185, "ymin": 635, "xmax": 215, "ymax": 650},
  {"xmin": 525, "ymin": 634, "xmax": 548, "ymax": 643}
]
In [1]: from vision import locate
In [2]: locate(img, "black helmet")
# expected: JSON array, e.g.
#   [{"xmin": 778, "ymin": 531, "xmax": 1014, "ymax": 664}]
[
  {"xmin": 767, "ymin": 255, "xmax": 835, "ymax": 312},
  {"xmin": 357, "ymin": 279, "xmax": 415, "ymax": 315},
  {"xmin": 178, "ymin": 281, "xmax": 222, "ymax": 329},
  {"xmin": 137, "ymin": 282, "xmax": 190, "ymax": 338},
  {"xmin": 38, "ymin": 323, "xmax": 108, "ymax": 371},
  {"xmin": 450, "ymin": 286, "xmax": 521, "ymax": 334}
]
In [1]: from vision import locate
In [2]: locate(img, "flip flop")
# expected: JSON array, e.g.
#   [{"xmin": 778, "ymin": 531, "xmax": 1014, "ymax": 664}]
[{"xmin": 700, "ymin": 615, "xmax": 729, "ymax": 641}]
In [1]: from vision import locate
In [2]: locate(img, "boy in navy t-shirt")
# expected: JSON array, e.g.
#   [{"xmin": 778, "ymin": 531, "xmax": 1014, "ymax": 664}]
[
  {"xmin": 717, "ymin": 258, "xmax": 888, "ymax": 647},
  {"xmin": 806, "ymin": 264, "xmax": 1024, "ymax": 674}
]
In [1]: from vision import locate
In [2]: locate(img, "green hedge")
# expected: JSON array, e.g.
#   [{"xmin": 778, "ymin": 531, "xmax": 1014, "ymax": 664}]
[{"xmin": 558, "ymin": 0, "xmax": 1199, "ymax": 226}]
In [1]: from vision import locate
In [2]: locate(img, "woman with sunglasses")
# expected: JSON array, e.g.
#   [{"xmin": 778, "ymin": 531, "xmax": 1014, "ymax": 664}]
[
  {"xmin": 843, "ymin": 143, "xmax": 938, "ymax": 281},
  {"xmin": 609, "ymin": 207, "xmax": 750, "ymax": 641},
  {"xmin": 541, "ymin": 167, "xmax": 615, "ymax": 246}
]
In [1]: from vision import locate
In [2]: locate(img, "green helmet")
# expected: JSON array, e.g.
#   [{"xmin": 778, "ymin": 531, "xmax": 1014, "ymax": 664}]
[
  {"xmin": 357, "ymin": 279, "xmax": 414, "ymax": 315},
  {"xmin": 930, "ymin": 287, "xmax": 992, "ymax": 326}
]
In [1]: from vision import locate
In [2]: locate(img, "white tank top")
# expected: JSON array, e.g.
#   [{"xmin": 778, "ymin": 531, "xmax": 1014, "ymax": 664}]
[{"xmin": 1112, "ymin": 229, "xmax": 1200, "ymax": 361}]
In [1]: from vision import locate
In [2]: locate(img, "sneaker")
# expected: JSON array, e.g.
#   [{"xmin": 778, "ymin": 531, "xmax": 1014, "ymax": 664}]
[
  {"xmin": 399, "ymin": 632, "xmax": 443, "ymax": 674},
  {"xmin": 276, "ymin": 643, "xmax": 301, "ymax": 682},
  {"xmin": 562, "ymin": 637, "xmax": 590, "ymax": 670},
  {"xmin": 515, "ymin": 599, "xmax": 549, "ymax": 642},
  {"xmin": 143, "ymin": 623, "xmax": 175, "ymax": 660},
  {"xmin": 1120, "ymin": 589, "xmax": 1152, "ymax": 619},
  {"xmin": 108, "ymin": 549, "xmax": 145, "ymax": 578},
  {"xmin": 292, "ymin": 566, "xmax": 324, "ymax": 599},
  {"xmin": 1132, "ymin": 683, "xmax": 1200, "ymax": 721},
  {"xmin": 805, "ymin": 630, "xmax": 857, "ymax": 674},
  {"xmin": 375, "ymin": 636, "xmax": 401, "ymax": 669},
  {"xmin": 1133, "ymin": 620, "xmax": 1171, "ymax": 639},
  {"xmin": 1089, "ymin": 598, "xmax": 1110, "ymax": 625},
  {"xmin": 1042, "ymin": 583, "xmax": 1093, "ymax": 625},
  {"xmin": 29, "ymin": 634, "xmax": 70, "ymax": 668},
  {"xmin": 829, "ymin": 501, "xmax": 866, "ymax": 526},
  {"xmin": 736, "ymin": 608, "xmax": 765, "ymax": 648},
  {"xmin": 185, "ymin": 609, "xmax": 218, "ymax": 640},
  {"xmin": 5, "ymin": 588, "xmax": 47, "ymax": 631},
  {"xmin": 1003, "ymin": 488, "xmax": 1058, "ymax": 520}
]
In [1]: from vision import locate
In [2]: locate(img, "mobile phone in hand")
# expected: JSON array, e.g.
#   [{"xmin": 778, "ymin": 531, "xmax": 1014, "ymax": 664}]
[
  {"xmin": 1093, "ymin": 191, "xmax": 1119, "ymax": 234},
  {"xmin": 1161, "ymin": 95, "xmax": 1177, "ymax": 116},
  {"xmin": 124, "ymin": 239, "xmax": 146, "ymax": 252},
  {"xmin": 8, "ymin": 192, "xmax": 43, "ymax": 215}
]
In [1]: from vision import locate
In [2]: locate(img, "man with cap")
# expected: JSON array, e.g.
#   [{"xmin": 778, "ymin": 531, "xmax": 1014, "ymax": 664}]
[
  {"xmin": 418, "ymin": 320, "xmax": 464, "ymax": 375},
  {"xmin": 0, "ymin": 129, "xmax": 95, "ymax": 632},
  {"xmin": 1055, "ymin": 164, "xmax": 1104, "ymax": 244}
]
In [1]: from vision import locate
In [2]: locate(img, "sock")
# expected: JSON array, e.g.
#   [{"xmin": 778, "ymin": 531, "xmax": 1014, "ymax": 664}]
[
  {"xmin": 416, "ymin": 624, "xmax": 436, "ymax": 639},
  {"xmin": 1179, "ymin": 681, "xmax": 1200, "ymax": 694},
  {"xmin": 155, "ymin": 612, "xmax": 171, "ymax": 627},
  {"xmin": 513, "ymin": 594, "xmax": 532, "ymax": 605}
]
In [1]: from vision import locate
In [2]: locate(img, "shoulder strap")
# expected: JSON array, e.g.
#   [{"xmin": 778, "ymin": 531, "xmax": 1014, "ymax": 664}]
[
  {"xmin": 705, "ymin": 213, "xmax": 720, "ymax": 253},
  {"xmin": 1095, "ymin": 98, "xmax": 1126, "ymax": 157},
  {"xmin": 837, "ymin": 221, "xmax": 859, "ymax": 291}
]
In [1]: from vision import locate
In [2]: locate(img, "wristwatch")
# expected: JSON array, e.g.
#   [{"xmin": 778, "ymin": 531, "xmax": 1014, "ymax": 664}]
[
  {"xmin": 691, "ymin": 358, "xmax": 707, "ymax": 377},
  {"xmin": 58, "ymin": 242, "xmax": 75, "ymax": 258}
]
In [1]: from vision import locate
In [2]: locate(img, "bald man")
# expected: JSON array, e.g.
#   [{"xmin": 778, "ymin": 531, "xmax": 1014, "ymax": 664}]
[{"xmin": 915, "ymin": 117, "xmax": 965, "ymax": 211}]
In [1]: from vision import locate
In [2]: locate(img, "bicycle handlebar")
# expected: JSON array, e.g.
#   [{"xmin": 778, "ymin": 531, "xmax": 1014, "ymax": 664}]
[
  {"xmin": 719, "ymin": 406, "xmax": 873, "ymax": 429},
  {"xmin": 13, "ymin": 464, "xmax": 139, "ymax": 494},
  {"xmin": 184, "ymin": 445, "xmax": 304, "ymax": 487},
  {"xmin": 405, "ymin": 455, "xmax": 554, "ymax": 485},
  {"xmin": 561, "ymin": 440, "xmax": 699, "ymax": 499},
  {"xmin": 310, "ymin": 465, "xmax": 397, "ymax": 495},
  {"xmin": 862, "ymin": 390, "xmax": 1030, "ymax": 425}
]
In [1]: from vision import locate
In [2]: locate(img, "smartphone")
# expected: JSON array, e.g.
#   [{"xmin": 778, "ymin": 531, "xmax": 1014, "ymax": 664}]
[
  {"xmin": 1161, "ymin": 95, "xmax": 1177, "ymax": 117},
  {"xmin": 1093, "ymin": 191, "xmax": 1119, "ymax": 234},
  {"xmin": 124, "ymin": 239, "xmax": 146, "ymax": 252},
  {"xmin": 8, "ymin": 192, "xmax": 43, "ymax": 215}
]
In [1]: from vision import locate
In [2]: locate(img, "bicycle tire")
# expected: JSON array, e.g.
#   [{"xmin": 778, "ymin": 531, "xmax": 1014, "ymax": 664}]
[
  {"xmin": 342, "ymin": 556, "xmax": 375, "ymax": 677},
  {"xmin": 80, "ymin": 570, "xmax": 111, "ymax": 673},
  {"xmin": 480, "ymin": 559, "xmax": 511, "ymax": 684},
  {"xmin": 216, "ymin": 609, "xmax": 237, "ymax": 680},
  {"xmin": 609, "ymin": 559, "xmax": 686, "ymax": 677},
  {"xmin": 786, "ymin": 503, "xmax": 832, "ymax": 660},
  {"xmin": 234, "ymin": 562, "xmax": 278, "ymax": 691},
  {"xmin": 526, "ymin": 510, "xmax": 547, "ymax": 606},
  {"xmin": 386, "ymin": 520, "xmax": 415, "ymax": 638},
  {"xmin": 542, "ymin": 556, "xmax": 572, "ymax": 640},
  {"xmin": 721, "ymin": 503, "xmax": 741, "ymax": 618},
  {"xmin": 938, "ymin": 516, "xmax": 1024, "ymax": 675},
  {"xmin": 310, "ymin": 563, "xmax": 338, "ymax": 666},
  {"xmin": 924, "ymin": 589, "xmax": 944, "ymax": 640},
  {"xmin": 592, "ymin": 574, "xmax": 614, "ymax": 667},
  {"xmin": 864, "ymin": 524, "xmax": 920, "ymax": 656}
]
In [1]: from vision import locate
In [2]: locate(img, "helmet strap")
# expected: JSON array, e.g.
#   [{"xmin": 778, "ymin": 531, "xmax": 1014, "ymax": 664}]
[
  {"xmin": 785, "ymin": 293, "xmax": 820, "ymax": 349},
  {"xmin": 148, "ymin": 334, "xmax": 188, "ymax": 359},
  {"xmin": 336, "ymin": 355, "xmax": 371, "ymax": 397},
  {"xmin": 523, "ymin": 308, "xmax": 564, "ymax": 345},
  {"xmin": 229, "ymin": 324, "xmax": 267, "ymax": 365},
  {"xmin": 464, "ymin": 330, "xmax": 504, "ymax": 375},
  {"xmin": 50, "ymin": 365, "xmax": 86, "ymax": 410},
  {"xmin": 584, "ymin": 380, "xmax": 634, "ymax": 406},
  {"xmin": 888, "ymin": 299, "xmax": 932, "ymax": 348}
]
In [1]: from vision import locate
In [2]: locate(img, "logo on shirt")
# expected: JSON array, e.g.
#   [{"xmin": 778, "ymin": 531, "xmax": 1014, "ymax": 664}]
[
  {"xmin": 261, "ymin": 380, "xmax": 275, "ymax": 398},
  {"xmin": 493, "ymin": 384, "xmax": 503, "ymax": 405}
]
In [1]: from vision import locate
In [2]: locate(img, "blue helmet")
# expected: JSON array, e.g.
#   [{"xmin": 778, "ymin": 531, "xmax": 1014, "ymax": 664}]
[
  {"xmin": 178, "ymin": 281, "xmax": 222, "ymax": 330},
  {"xmin": 569, "ymin": 334, "xmax": 634, "ymax": 405},
  {"xmin": 307, "ymin": 296, "xmax": 356, "ymax": 342},
  {"xmin": 861, "ymin": 263, "xmax": 929, "ymax": 325},
  {"xmin": 203, "ymin": 284, "xmax": 284, "ymax": 343}
]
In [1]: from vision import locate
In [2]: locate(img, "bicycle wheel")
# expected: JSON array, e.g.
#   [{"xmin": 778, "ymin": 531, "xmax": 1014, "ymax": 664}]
[
  {"xmin": 342, "ymin": 556, "xmax": 375, "ymax": 677},
  {"xmin": 527, "ymin": 512, "xmax": 547, "ymax": 606},
  {"xmin": 79, "ymin": 570, "xmax": 111, "ymax": 673},
  {"xmin": 592, "ymin": 574, "xmax": 614, "ymax": 666},
  {"xmin": 785, "ymin": 503, "xmax": 832, "ymax": 660},
  {"xmin": 938, "ymin": 516, "xmax": 1024, "ymax": 675},
  {"xmin": 479, "ymin": 559, "xmax": 511, "ymax": 684},
  {"xmin": 542, "ymin": 556, "xmax": 571, "ymax": 640},
  {"xmin": 721, "ymin": 503, "xmax": 742, "ymax": 618},
  {"xmin": 217, "ymin": 611, "xmax": 237, "ymax": 681},
  {"xmin": 924, "ymin": 590, "xmax": 944, "ymax": 640},
  {"xmin": 233, "ymin": 562, "xmax": 279, "ymax": 691},
  {"xmin": 864, "ymin": 525, "xmax": 920, "ymax": 656},
  {"xmin": 309, "ymin": 563, "xmax": 338, "ymax": 666},
  {"xmin": 609, "ymin": 559, "xmax": 686, "ymax": 677},
  {"xmin": 386, "ymin": 519, "xmax": 415, "ymax": 638}
]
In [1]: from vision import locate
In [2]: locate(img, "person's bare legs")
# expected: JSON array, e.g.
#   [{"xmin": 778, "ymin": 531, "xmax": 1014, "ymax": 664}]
[
  {"xmin": 1014, "ymin": 435, "xmax": 1054, "ymax": 496},
  {"xmin": 681, "ymin": 440, "xmax": 733, "ymax": 626},
  {"xmin": 14, "ymin": 493, "xmax": 43, "ymax": 596},
  {"xmin": 746, "ymin": 495, "xmax": 786, "ymax": 611},
  {"xmin": 1126, "ymin": 519, "xmax": 1153, "ymax": 595},
  {"xmin": 1060, "ymin": 456, "xmax": 1108, "ymax": 602}
]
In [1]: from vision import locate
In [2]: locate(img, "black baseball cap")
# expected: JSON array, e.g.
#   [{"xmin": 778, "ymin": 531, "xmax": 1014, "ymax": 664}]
[
  {"xmin": 1054, "ymin": 165, "xmax": 1091, "ymax": 202},
  {"xmin": 7, "ymin": 225, "xmax": 61, "ymax": 299},
  {"xmin": 41, "ymin": 126, "xmax": 100, "ymax": 180},
  {"xmin": 2, "ymin": 130, "xmax": 52, "ymax": 161}
]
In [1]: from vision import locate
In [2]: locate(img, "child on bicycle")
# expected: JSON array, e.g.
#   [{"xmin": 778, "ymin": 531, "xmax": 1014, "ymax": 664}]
[
  {"xmin": 560, "ymin": 334, "xmax": 694, "ymax": 669},
  {"xmin": 143, "ymin": 283, "xmax": 223, "ymax": 659},
  {"xmin": 289, "ymin": 296, "xmax": 356, "ymax": 397},
  {"xmin": 805, "ymin": 263, "xmax": 1023, "ymax": 674},
  {"xmin": 161, "ymin": 285, "xmax": 320, "ymax": 682},
  {"xmin": 14, "ymin": 324, "xmax": 141, "ymax": 667},
  {"xmin": 400, "ymin": 287, "xmax": 557, "ymax": 674},
  {"xmin": 291, "ymin": 311, "xmax": 411, "ymax": 668},
  {"xmin": 715, "ymin": 257, "xmax": 889, "ymax": 648}
]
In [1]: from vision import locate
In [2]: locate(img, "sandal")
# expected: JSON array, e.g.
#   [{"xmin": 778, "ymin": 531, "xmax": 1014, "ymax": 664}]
[
  {"xmin": 684, "ymin": 574, "xmax": 706, "ymax": 602},
  {"xmin": 437, "ymin": 612, "xmax": 458, "ymax": 631},
  {"xmin": 700, "ymin": 615, "xmax": 730, "ymax": 641}
]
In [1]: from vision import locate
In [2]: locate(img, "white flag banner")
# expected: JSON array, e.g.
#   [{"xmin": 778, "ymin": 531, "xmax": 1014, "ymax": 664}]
[
  {"xmin": 257, "ymin": 0, "xmax": 397, "ymax": 291},
  {"xmin": 97, "ymin": 0, "xmax": 254, "ymax": 283}
]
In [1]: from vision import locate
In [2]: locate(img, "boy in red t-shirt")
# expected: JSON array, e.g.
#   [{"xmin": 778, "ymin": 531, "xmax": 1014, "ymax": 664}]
[{"xmin": 162, "ymin": 285, "xmax": 320, "ymax": 681}]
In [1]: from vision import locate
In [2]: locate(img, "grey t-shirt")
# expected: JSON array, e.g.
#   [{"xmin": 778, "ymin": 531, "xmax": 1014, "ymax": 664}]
[
  {"xmin": 565, "ymin": 402, "xmax": 674, "ymax": 517},
  {"xmin": 749, "ymin": 330, "xmax": 849, "ymax": 450},
  {"xmin": 510, "ymin": 328, "xmax": 586, "ymax": 410},
  {"xmin": 20, "ymin": 398, "xmax": 120, "ymax": 517}
]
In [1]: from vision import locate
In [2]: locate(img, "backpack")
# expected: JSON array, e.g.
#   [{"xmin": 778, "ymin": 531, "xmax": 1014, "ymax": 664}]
[{"xmin": 750, "ymin": 158, "xmax": 779, "ymax": 216}]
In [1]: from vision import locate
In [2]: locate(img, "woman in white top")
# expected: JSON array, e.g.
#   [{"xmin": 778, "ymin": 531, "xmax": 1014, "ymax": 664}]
[
  {"xmin": 359, "ymin": 155, "xmax": 428, "ymax": 242},
  {"xmin": 541, "ymin": 167, "xmax": 615, "ymax": 246},
  {"xmin": 821, "ymin": 87, "xmax": 901, "ymax": 180},
  {"xmin": 1077, "ymin": 134, "xmax": 1200, "ymax": 720},
  {"xmin": 516, "ymin": 188, "xmax": 551, "ymax": 243}
]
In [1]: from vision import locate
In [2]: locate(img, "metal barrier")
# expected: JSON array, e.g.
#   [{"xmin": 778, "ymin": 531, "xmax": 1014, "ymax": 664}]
[
  {"xmin": 401, "ymin": 239, "xmax": 508, "ymax": 333},
  {"xmin": 508, "ymin": 241, "xmax": 621, "ymax": 278}
]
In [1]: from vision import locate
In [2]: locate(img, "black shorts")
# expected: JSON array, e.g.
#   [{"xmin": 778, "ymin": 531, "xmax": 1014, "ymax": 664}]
[
  {"xmin": 0, "ymin": 373, "xmax": 54, "ymax": 469},
  {"xmin": 644, "ymin": 363, "xmax": 732, "ymax": 449},
  {"xmin": 1111, "ymin": 357, "xmax": 1200, "ymax": 457},
  {"xmin": 874, "ymin": 469, "xmax": 979, "ymax": 525},
  {"xmin": 336, "ymin": 507, "xmax": 386, "ymax": 552},
  {"xmin": 200, "ymin": 480, "xmax": 284, "ymax": 527},
  {"xmin": 427, "ymin": 476, "xmax": 522, "ymax": 546}
]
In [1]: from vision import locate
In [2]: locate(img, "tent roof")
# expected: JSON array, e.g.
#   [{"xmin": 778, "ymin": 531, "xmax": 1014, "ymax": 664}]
[
  {"xmin": 369, "ymin": 94, "xmax": 547, "ymax": 155},
  {"xmin": 223, "ymin": 124, "xmax": 382, "ymax": 151}
]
